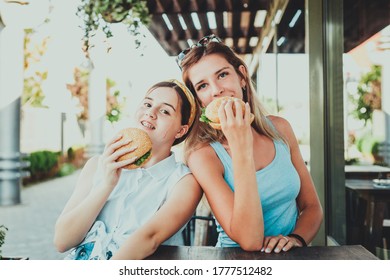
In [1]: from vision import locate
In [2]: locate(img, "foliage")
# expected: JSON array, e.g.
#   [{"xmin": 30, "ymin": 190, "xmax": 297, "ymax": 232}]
[
  {"xmin": 355, "ymin": 133, "xmax": 385, "ymax": 165},
  {"xmin": 23, "ymin": 72, "xmax": 48, "ymax": 107},
  {"xmin": 57, "ymin": 163, "xmax": 76, "ymax": 177},
  {"xmin": 23, "ymin": 147, "xmax": 86, "ymax": 186},
  {"xmin": 67, "ymin": 146, "xmax": 76, "ymax": 162},
  {"xmin": 27, "ymin": 150, "xmax": 60, "ymax": 174},
  {"xmin": 356, "ymin": 134, "xmax": 380, "ymax": 156},
  {"xmin": 66, "ymin": 67, "xmax": 125, "ymax": 123},
  {"xmin": 66, "ymin": 68, "xmax": 90, "ymax": 121},
  {"xmin": 77, "ymin": 0, "xmax": 151, "ymax": 55},
  {"xmin": 350, "ymin": 65, "xmax": 382, "ymax": 125},
  {"xmin": 22, "ymin": 29, "xmax": 50, "ymax": 108},
  {"xmin": 105, "ymin": 79, "xmax": 125, "ymax": 124},
  {"xmin": 0, "ymin": 225, "xmax": 8, "ymax": 259}
]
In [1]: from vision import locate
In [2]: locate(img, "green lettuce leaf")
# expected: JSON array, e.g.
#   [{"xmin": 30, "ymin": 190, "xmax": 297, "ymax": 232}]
[
  {"xmin": 135, "ymin": 150, "xmax": 151, "ymax": 166},
  {"xmin": 199, "ymin": 107, "xmax": 212, "ymax": 124}
]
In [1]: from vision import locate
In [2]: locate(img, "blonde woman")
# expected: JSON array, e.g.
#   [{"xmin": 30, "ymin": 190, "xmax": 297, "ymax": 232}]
[{"xmin": 179, "ymin": 35, "xmax": 323, "ymax": 253}]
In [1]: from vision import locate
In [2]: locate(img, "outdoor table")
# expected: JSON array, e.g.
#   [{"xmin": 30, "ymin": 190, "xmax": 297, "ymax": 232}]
[
  {"xmin": 346, "ymin": 179, "xmax": 390, "ymax": 254},
  {"xmin": 345, "ymin": 165, "xmax": 390, "ymax": 180},
  {"xmin": 146, "ymin": 245, "xmax": 377, "ymax": 260}
]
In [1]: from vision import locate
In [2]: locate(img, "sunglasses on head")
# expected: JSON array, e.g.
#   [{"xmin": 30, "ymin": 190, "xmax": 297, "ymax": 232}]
[{"xmin": 176, "ymin": 34, "xmax": 222, "ymax": 69}]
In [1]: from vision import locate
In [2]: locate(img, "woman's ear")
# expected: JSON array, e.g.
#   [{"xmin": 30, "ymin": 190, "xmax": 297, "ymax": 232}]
[
  {"xmin": 238, "ymin": 65, "xmax": 247, "ymax": 88},
  {"xmin": 175, "ymin": 125, "xmax": 189, "ymax": 139}
]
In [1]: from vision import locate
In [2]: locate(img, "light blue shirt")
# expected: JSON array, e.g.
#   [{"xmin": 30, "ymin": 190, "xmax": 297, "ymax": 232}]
[
  {"xmin": 210, "ymin": 139, "xmax": 300, "ymax": 247},
  {"xmin": 65, "ymin": 152, "xmax": 190, "ymax": 259}
]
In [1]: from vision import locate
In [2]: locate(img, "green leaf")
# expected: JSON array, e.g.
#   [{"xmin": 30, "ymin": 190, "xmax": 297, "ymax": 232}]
[
  {"xmin": 199, "ymin": 108, "xmax": 212, "ymax": 123},
  {"xmin": 135, "ymin": 151, "xmax": 151, "ymax": 166}
]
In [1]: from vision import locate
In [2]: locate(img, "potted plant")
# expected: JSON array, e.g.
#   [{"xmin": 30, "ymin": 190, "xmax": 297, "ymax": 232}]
[
  {"xmin": 77, "ymin": 0, "xmax": 151, "ymax": 55},
  {"xmin": 0, "ymin": 225, "xmax": 28, "ymax": 260},
  {"xmin": 0, "ymin": 225, "xmax": 7, "ymax": 260}
]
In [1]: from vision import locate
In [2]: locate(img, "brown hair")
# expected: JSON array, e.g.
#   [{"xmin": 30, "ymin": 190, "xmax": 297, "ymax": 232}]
[
  {"xmin": 180, "ymin": 42, "xmax": 287, "ymax": 161},
  {"xmin": 146, "ymin": 81, "xmax": 196, "ymax": 146}
]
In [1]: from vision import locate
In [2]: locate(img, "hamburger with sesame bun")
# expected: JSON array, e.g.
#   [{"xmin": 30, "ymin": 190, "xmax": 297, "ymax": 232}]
[
  {"xmin": 116, "ymin": 128, "xmax": 152, "ymax": 169},
  {"xmin": 200, "ymin": 96, "xmax": 255, "ymax": 130}
]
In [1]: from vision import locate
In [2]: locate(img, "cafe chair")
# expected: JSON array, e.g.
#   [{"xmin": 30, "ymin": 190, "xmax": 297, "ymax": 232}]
[
  {"xmin": 182, "ymin": 214, "xmax": 217, "ymax": 246},
  {"xmin": 376, "ymin": 219, "xmax": 390, "ymax": 259},
  {"xmin": 182, "ymin": 196, "xmax": 218, "ymax": 246}
]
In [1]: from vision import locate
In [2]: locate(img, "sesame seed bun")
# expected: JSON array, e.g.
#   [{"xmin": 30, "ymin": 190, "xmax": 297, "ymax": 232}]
[
  {"xmin": 116, "ymin": 128, "xmax": 152, "ymax": 169},
  {"xmin": 203, "ymin": 96, "xmax": 254, "ymax": 130}
]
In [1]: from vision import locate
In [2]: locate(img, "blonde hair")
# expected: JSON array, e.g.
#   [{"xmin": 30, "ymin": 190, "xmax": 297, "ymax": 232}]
[{"xmin": 181, "ymin": 41, "xmax": 287, "ymax": 162}]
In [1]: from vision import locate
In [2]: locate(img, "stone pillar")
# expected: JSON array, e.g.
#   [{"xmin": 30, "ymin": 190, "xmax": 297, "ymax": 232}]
[
  {"xmin": 85, "ymin": 39, "xmax": 108, "ymax": 157},
  {"xmin": 86, "ymin": 62, "xmax": 106, "ymax": 156},
  {"xmin": 0, "ymin": 25, "xmax": 27, "ymax": 206}
]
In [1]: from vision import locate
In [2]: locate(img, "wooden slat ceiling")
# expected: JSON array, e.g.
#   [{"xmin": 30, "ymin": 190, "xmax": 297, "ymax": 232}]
[
  {"xmin": 145, "ymin": 0, "xmax": 390, "ymax": 57},
  {"xmin": 146, "ymin": 0, "xmax": 270, "ymax": 56},
  {"xmin": 343, "ymin": 0, "xmax": 390, "ymax": 52}
]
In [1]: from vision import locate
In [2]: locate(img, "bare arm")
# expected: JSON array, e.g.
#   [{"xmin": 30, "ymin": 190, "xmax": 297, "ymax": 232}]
[
  {"xmin": 53, "ymin": 156, "xmax": 110, "ymax": 252},
  {"xmin": 187, "ymin": 101, "xmax": 263, "ymax": 251},
  {"xmin": 54, "ymin": 134, "xmax": 139, "ymax": 252},
  {"xmin": 263, "ymin": 116, "xmax": 323, "ymax": 252},
  {"xmin": 111, "ymin": 174, "xmax": 202, "ymax": 260}
]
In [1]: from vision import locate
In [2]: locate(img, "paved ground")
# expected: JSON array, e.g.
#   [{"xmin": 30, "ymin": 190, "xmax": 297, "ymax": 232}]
[{"xmin": 0, "ymin": 171, "xmax": 80, "ymax": 260}]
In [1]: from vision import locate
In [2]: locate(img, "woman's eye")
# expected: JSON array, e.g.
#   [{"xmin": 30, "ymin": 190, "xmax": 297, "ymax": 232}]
[
  {"xmin": 219, "ymin": 72, "xmax": 228, "ymax": 78},
  {"xmin": 160, "ymin": 109, "xmax": 170, "ymax": 115},
  {"xmin": 196, "ymin": 84, "xmax": 207, "ymax": 91},
  {"xmin": 143, "ymin": 102, "xmax": 151, "ymax": 107}
]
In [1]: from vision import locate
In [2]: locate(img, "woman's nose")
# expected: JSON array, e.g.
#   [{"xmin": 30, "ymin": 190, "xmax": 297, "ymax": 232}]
[
  {"xmin": 211, "ymin": 83, "xmax": 224, "ymax": 97},
  {"xmin": 145, "ymin": 109, "xmax": 156, "ymax": 119}
]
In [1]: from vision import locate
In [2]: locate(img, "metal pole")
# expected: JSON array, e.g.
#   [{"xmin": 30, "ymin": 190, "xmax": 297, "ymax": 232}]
[{"xmin": 60, "ymin": 112, "xmax": 66, "ymax": 155}]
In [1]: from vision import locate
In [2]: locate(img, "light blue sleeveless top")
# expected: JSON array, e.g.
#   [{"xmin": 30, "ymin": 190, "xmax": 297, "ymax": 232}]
[
  {"xmin": 64, "ymin": 152, "xmax": 190, "ymax": 259},
  {"xmin": 210, "ymin": 134, "xmax": 300, "ymax": 247}
]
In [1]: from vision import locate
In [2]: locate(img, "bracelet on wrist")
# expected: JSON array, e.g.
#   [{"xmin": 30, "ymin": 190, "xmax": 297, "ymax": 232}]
[{"xmin": 287, "ymin": 233, "xmax": 307, "ymax": 247}]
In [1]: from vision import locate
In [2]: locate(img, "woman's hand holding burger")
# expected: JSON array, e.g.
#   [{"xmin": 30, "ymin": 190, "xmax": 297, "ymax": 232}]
[
  {"xmin": 200, "ymin": 96, "xmax": 254, "ymax": 130},
  {"xmin": 201, "ymin": 96, "xmax": 254, "ymax": 153},
  {"xmin": 219, "ymin": 98, "xmax": 254, "ymax": 154},
  {"xmin": 99, "ymin": 133, "xmax": 139, "ymax": 191},
  {"xmin": 98, "ymin": 127, "xmax": 153, "ymax": 192}
]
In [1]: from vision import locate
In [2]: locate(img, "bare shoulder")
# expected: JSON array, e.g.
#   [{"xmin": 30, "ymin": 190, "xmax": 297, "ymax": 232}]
[
  {"xmin": 188, "ymin": 145, "xmax": 218, "ymax": 165},
  {"xmin": 267, "ymin": 115, "xmax": 293, "ymax": 132},
  {"xmin": 267, "ymin": 115, "xmax": 296, "ymax": 140},
  {"xmin": 186, "ymin": 144, "xmax": 224, "ymax": 186}
]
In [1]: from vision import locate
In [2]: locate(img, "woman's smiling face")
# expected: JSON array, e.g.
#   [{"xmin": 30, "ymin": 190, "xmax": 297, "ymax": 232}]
[
  {"xmin": 187, "ymin": 53, "xmax": 246, "ymax": 107},
  {"xmin": 135, "ymin": 87, "xmax": 184, "ymax": 146}
]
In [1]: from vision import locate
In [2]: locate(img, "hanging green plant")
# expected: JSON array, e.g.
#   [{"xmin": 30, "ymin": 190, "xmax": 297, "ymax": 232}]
[
  {"xmin": 350, "ymin": 65, "xmax": 382, "ymax": 125},
  {"xmin": 77, "ymin": 0, "xmax": 151, "ymax": 55}
]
